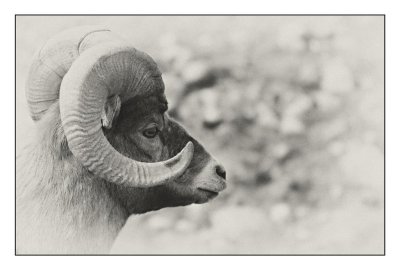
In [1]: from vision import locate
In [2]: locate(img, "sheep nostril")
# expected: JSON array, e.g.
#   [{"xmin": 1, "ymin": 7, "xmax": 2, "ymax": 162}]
[{"xmin": 215, "ymin": 165, "xmax": 226, "ymax": 180}]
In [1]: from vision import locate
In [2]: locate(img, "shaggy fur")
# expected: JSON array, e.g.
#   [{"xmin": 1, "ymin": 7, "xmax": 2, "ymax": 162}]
[{"xmin": 16, "ymin": 94, "xmax": 226, "ymax": 254}]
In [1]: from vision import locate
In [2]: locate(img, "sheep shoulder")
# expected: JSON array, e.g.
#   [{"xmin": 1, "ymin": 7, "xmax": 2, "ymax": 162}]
[{"xmin": 16, "ymin": 104, "xmax": 127, "ymax": 254}]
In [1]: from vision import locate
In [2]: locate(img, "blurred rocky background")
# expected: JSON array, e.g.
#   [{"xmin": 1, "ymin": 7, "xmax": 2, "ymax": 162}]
[{"xmin": 16, "ymin": 16, "xmax": 384, "ymax": 254}]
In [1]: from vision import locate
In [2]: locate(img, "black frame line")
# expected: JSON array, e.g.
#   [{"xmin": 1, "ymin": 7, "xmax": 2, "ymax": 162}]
[{"xmin": 14, "ymin": 14, "xmax": 386, "ymax": 256}]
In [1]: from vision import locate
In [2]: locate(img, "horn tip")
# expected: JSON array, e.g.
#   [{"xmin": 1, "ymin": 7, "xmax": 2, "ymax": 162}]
[
  {"xmin": 181, "ymin": 141, "xmax": 194, "ymax": 171},
  {"xmin": 183, "ymin": 141, "xmax": 194, "ymax": 158}
]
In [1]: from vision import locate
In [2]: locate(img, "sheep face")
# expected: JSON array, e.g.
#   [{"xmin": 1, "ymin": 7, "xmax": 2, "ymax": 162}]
[{"xmin": 104, "ymin": 93, "xmax": 227, "ymax": 214}]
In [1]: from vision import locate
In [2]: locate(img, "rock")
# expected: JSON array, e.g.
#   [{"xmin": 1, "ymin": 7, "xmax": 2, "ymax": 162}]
[
  {"xmin": 311, "ymin": 119, "xmax": 347, "ymax": 142},
  {"xmin": 163, "ymin": 73, "xmax": 185, "ymax": 109},
  {"xmin": 329, "ymin": 184, "xmax": 343, "ymax": 200},
  {"xmin": 181, "ymin": 60, "xmax": 210, "ymax": 84},
  {"xmin": 362, "ymin": 195, "xmax": 382, "ymax": 209},
  {"xmin": 270, "ymin": 203, "xmax": 291, "ymax": 223},
  {"xmin": 209, "ymin": 237, "xmax": 232, "ymax": 251},
  {"xmin": 280, "ymin": 116, "xmax": 305, "ymax": 135},
  {"xmin": 276, "ymin": 22, "xmax": 307, "ymax": 52},
  {"xmin": 184, "ymin": 204, "xmax": 207, "ymax": 224},
  {"xmin": 159, "ymin": 34, "xmax": 192, "ymax": 69},
  {"xmin": 328, "ymin": 141, "xmax": 345, "ymax": 156},
  {"xmin": 262, "ymin": 178, "xmax": 291, "ymax": 202},
  {"xmin": 272, "ymin": 143, "xmax": 290, "ymax": 159},
  {"xmin": 147, "ymin": 215, "xmax": 175, "ymax": 231},
  {"xmin": 298, "ymin": 61, "xmax": 321, "ymax": 90},
  {"xmin": 255, "ymin": 170, "xmax": 272, "ymax": 185},
  {"xmin": 279, "ymin": 94, "xmax": 312, "ymax": 135},
  {"xmin": 294, "ymin": 228, "xmax": 311, "ymax": 241},
  {"xmin": 199, "ymin": 88, "xmax": 223, "ymax": 128},
  {"xmin": 175, "ymin": 219, "xmax": 196, "ymax": 233},
  {"xmin": 285, "ymin": 94, "xmax": 313, "ymax": 117},
  {"xmin": 321, "ymin": 59, "xmax": 354, "ymax": 93},
  {"xmin": 256, "ymin": 104, "xmax": 279, "ymax": 129},
  {"xmin": 314, "ymin": 92, "xmax": 341, "ymax": 113},
  {"xmin": 339, "ymin": 142, "xmax": 384, "ymax": 189},
  {"xmin": 294, "ymin": 206, "xmax": 310, "ymax": 219},
  {"xmin": 210, "ymin": 206, "xmax": 269, "ymax": 240}
]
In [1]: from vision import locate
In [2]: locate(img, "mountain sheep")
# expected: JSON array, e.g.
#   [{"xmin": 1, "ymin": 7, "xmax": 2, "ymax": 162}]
[{"xmin": 16, "ymin": 26, "xmax": 227, "ymax": 254}]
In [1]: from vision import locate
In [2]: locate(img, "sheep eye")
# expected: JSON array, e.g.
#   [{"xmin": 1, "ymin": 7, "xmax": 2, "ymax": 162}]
[{"xmin": 142, "ymin": 126, "xmax": 159, "ymax": 138}]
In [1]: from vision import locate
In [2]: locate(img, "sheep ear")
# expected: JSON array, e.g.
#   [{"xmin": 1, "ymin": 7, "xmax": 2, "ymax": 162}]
[{"xmin": 101, "ymin": 95, "xmax": 121, "ymax": 129}]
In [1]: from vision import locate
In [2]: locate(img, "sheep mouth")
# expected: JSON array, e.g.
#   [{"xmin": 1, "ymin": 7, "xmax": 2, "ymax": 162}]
[
  {"xmin": 197, "ymin": 188, "xmax": 219, "ymax": 199},
  {"xmin": 195, "ymin": 179, "xmax": 226, "ymax": 203}
]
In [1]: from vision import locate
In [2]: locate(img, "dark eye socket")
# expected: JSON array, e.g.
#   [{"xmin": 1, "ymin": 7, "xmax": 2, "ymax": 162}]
[{"xmin": 142, "ymin": 126, "xmax": 159, "ymax": 138}]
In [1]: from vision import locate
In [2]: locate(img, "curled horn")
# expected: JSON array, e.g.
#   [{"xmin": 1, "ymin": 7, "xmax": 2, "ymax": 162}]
[{"xmin": 26, "ymin": 26, "xmax": 194, "ymax": 187}]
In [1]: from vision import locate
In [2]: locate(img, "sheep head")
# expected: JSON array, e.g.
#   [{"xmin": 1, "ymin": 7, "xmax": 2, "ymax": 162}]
[
  {"xmin": 105, "ymin": 95, "xmax": 227, "ymax": 214},
  {"xmin": 26, "ymin": 26, "xmax": 227, "ymax": 213}
]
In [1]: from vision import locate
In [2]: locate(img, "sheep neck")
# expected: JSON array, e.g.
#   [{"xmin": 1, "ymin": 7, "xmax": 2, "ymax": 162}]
[{"xmin": 17, "ymin": 114, "xmax": 128, "ymax": 254}]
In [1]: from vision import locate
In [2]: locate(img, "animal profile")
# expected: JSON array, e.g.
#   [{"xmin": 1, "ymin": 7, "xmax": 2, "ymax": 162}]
[{"xmin": 16, "ymin": 26, "xmax": 227, "ymax": 254}]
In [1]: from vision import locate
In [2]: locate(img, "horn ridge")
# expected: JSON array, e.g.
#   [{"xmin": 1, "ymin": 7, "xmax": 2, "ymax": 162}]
[{"xmin": 59, "ymin": 39, "xmax": 193, "ymax": 187}]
